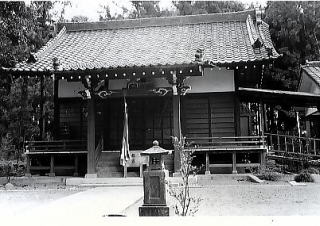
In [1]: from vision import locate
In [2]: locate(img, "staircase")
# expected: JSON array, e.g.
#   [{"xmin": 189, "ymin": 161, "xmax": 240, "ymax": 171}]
[{"xmin": 96, "ymin": 152, "xmax": 140, "ymax": 177}]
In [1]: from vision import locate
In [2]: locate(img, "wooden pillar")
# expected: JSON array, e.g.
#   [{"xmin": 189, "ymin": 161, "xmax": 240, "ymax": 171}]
[
  {"xmin": 232, "ymin": 152, "xmax": 237, "ymax": 174},
  {"xmin": 173, "ymin": 94, "xmax": 181, "ymax": 174},
  {"xmin": 306, "ymin": 120, "xmax": 311, "ymax": 137},
  {"xmin": 25, "ymin": 155, "xmax": 31, "ymax": 177},
  {"xmin": 53, "ymin": 76, "xmax": 60, "ymax": 139},
  {"xmin": 49, "ymin": 155, "xmax": 55, "ymax": 177},
  {"xmin": 124, "ymin": 165, "xmax": 127, "ymax": 178},
  {"xmin": 39, "ymin": 75, "xmax": 45, "ymax": 139},
  {"xmin": 259, "ymin": 101, "xmax": 265, "ymax": 136},
  {"xmin": 86, "ymin": 95, "xmax": 97, "ymax": 178},
  {"xmin": 263, "ymin": 104, "xmax": 268, "ymax": 132},
  {"xmin": 234, "ymin": 69, "xmax": 241, "ymax": 137},
  {"xmin": 205, "ymin": 152, "xmax": 210, "ymax": 175},
  {"xmin": 73, "ymin": 155, "xmax": 79, "ymax": 177},
  {"xmin": 259, "ymin": 101, "xmax": 266, "ymax": 170}
]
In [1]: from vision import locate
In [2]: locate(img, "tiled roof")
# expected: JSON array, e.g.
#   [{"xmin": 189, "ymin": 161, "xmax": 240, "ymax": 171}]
[
  {"xmin": 301, "ymin": 61, "xmax": 320, "ymax": 88},
  {"xmin": 3, "ymin": 9, "xmax": 279, "ymax": 73}
]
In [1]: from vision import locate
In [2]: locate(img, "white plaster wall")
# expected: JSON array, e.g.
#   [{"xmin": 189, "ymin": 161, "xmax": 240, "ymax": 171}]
[
  {"xmin": 58, "ymin": 78, "xmax": 171, "ymax": 98},
  {"xmin": 58, "ymin": 68, "xmax": 234, "ymax": 98},
  {"xmin": 58, "ymin": 80, "xmax": 85, "ymax": 98},
  {"xmin": 185, "ymin": 67, "xmax": 234, "ymax": 93}
]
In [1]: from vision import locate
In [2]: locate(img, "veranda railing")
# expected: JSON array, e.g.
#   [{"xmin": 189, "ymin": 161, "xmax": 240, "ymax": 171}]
[
  {"xmin": 25, "ymin": 140, "xmax": 87, "ymax": 154},
  {"xmin": 265, "ymin": 133, "xmax": 320, "ymax": 164}
]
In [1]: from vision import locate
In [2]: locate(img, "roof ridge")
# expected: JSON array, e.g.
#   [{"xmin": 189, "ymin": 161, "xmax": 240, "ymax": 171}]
[
  {"xmin": 58, "ymin": 9, "xmax": 256, "ymax": 32},
  {"xmin": 305, "ymin": 60, "xmax": 320, "ymax": 67},
  {"xmin": 35, "ymin": 26, "xmax": 66, "ymax": 59}
]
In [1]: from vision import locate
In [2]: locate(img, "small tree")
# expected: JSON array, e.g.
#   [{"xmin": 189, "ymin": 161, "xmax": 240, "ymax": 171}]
[{"xmin": 167, "ymin": 137, "xmax": 202, "ymax": 216}]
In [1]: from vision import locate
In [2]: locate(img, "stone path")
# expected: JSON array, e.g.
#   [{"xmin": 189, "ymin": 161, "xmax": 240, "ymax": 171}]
[{"xmin": 8, "ymin": 186, "xmax": 143, "ymax": 226}]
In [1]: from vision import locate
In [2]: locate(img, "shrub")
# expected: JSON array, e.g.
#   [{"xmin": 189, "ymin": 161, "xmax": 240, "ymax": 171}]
[
  {"xmin": 168, "ymin": 137, "xmax": 202, "ymax": 216},
  {"xmin": 0, "ymin": 160, "xmax": 26, "ymax": 178},
  {"xmin": 256, "ymin": 171, "xmax": 281, "ymax": 181},
  {"xmin": 294, "ymin": 170, "xmax": 314, "ymax": 182}
]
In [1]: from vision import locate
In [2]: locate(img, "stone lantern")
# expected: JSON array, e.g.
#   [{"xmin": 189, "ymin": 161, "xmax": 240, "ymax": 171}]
[{"xmin": 139, "ymin": 140, "xmax": 170, "ymax": 216}]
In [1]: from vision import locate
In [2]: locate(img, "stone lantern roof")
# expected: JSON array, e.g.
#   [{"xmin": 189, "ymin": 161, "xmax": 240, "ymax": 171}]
[{"xmin": 141, "ymin": 140, "xmax": 169, "ymax": 156}]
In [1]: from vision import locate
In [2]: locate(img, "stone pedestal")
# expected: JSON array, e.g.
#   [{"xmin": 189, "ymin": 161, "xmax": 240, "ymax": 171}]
[
  {"xmin": 85, "ymin": 173, "xmax": 97, "ymax": 178},
  {"xmin": 142, "ymin": 171, "xmax": 166, "ymax": 206},
  {"xmin": 139, "ymin": 206, "xmax": 169, "ymax": 216}
]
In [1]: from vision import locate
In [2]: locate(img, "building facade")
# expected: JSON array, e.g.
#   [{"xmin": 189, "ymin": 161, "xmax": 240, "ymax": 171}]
[{"xmin": 3, "ymin": 9, "xmax": 282, "ymax": 177}]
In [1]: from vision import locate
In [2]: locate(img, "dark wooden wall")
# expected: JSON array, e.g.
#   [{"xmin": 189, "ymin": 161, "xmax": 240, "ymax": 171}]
[
  {"xmin": 182, "ymin": 92, "xmax": 235, "ymax": 138},
  {"xmin": 59, "ymin": 99, "xmax": 86, "ymax": 140},
  {"xmin": 57, "ymin": 92, "xmax": 236, "ymax": 148}
]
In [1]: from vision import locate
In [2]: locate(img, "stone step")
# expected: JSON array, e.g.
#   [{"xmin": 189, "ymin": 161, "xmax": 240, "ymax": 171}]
[{"xmin": 66, "ymin": 177, "xmax": 143, "ymax": 186}]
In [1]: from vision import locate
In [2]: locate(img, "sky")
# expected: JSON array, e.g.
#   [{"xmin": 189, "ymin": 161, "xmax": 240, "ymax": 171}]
[{"xmin": 52, "ymin": 0, "xmax": 268, "ymax": 22}]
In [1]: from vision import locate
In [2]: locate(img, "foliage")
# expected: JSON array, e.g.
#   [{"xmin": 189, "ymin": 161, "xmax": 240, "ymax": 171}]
[
  {"xmin": 264, "ymin": 1, "xmax": 320, "ymax": 91},
  {"xmin": 0, "ymin": 2, "xmax": 55, "ymax": 160},
  {"xmin": 0, "ymin": 134, "xmax": 26, "ymax": 180},
  {"xmin": 249, "ymin": 163, "xmax": 282, "ymax": 181},
  {"xmin": 71, "ymin": 15, "xmax": 89, "ymax": 22},
  {"xmin": 129, "ymin": 1, "xmax": 175, "ymax": 19},
  {"xmin": 167, "ymin": 137, "xmax": 202, "ymax": 216},
  {"xmin": 305, "ymin": 167, "xmax": 320, "ymax": 175},
  {"xmin": 256, "ymin": 170, "xmax": 281, "ymax": 181},
  {"xmin": 294, "ymin": 169, "xmax": 314, "ymax": 182},
  {"xmin": 0, "ymin": 160, "xmax": 26, "ymax": 179},
  {"xmin": 174, "ymin": 1, "xmax": 245, "ymax": 16}
]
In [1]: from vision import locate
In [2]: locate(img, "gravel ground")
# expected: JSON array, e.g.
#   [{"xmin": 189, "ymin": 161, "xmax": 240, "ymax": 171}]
[
  {"xmin": 196, "ymin": 183, "xmax": 320, "ymax": 216},
  {"xmin": 125, "ymin": 182, "xmax": 320, "ymax": 216}
]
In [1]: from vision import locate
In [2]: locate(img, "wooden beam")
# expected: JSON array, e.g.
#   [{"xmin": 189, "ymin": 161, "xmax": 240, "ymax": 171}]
[{"xmin": 86, "ymin": 94, "xmax": 97, "ymax": 177}]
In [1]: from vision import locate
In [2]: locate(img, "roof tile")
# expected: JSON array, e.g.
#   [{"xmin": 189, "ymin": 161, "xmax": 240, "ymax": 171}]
[{"xmin": 4, "ymin": 10, "xmax": 279, "ymax": 73}]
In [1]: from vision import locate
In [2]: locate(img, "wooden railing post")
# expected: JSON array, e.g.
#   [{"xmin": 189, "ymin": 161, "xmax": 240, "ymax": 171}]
[
  {"xmin": 232, "ymin": 152, "xmax": 237, "ymax": 174},
  {"xmin": 277, "ymin": 134, "xmax": 280, "ymax": 151},
  {"xmin": 25, "ymin": 155, "xmax": 31, "ymax": 177},
  {"xmin": 260, "ymin": 150, "xmax": 266, "ymax": 170},
  {"xmin": 205, "ymin": 152, "xmax": 210, "ymax": 175},
  {"xmin": 74, "ymin": 155, "xmax": 79, "ymax": 177},
  {"xmin": 284, "ymin": 136, "xmax": 288, "ymax": 153},
  {"xmin": 49, "ymin": 155, "xmax": 55, "ymax": 177},
  {"xmin": 299, "ymin": 137, "xmax": 302, "ymax": 154},
  {"xmin": 292, "ymin": 138, "xmax": 295, "ymax": 153},
  {"xmin": 314, "ymin": 140, "xmax": 317, "ymax": 155}
]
